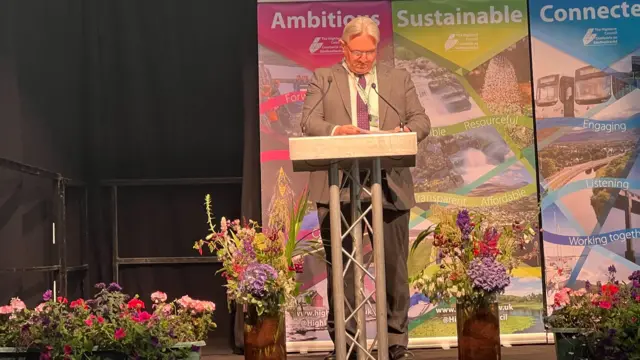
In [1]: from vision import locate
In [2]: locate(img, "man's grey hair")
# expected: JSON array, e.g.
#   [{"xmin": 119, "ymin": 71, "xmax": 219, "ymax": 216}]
[{"xmin": 341, "ymin": 16, "xmax": 380, "ymax": 45}]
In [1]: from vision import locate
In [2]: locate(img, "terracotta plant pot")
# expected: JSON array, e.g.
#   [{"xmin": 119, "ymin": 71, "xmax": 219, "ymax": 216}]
[
  {"xmin": 243, "ymin": 306, "xmax": 287, "ymax": 360},
  {"xmin": 456, "ymin": 296, "xmax": 502, "ymax": 360}
]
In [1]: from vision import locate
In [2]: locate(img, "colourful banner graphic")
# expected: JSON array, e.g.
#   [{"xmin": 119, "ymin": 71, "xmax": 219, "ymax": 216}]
[
  {"xmin": 529, "ymin": 0, "xmax": 640, "ymax": 313},
  {"xmin": 257, "ymin": 1, "xmax": 394, "ymax": 344},
  {"xmin": 258, "ymin": 0, "xmax": 546, "ymax": 347},
  {"xmin": 392, "ymin": 0, "xmax": 544, "ymax": 339}
]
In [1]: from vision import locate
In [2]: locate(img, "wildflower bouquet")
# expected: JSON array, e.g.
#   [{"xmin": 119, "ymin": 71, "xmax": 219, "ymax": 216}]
[
  {"xmin": 409, "ymin": 206, "xmax": 535, "ymax": 307},
  {"xmin": 546, "ymin": 266, "xmax": 640, "ymax": 359},
  {"xmin": 194, "ymin": 190, "xmax": 314, "ymax": 317},
  {"xmin": 0, "ymin": 284, "xmax": 216, "ymax": 359}
]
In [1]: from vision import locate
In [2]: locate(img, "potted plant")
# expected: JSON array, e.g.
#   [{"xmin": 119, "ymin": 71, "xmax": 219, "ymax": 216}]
[
  {"xmin": 0, "ymin": 298, "xmax": 39, "ymax": 359},
  {"xmin": 0, "ymin": 284, "xmax": 216, "ymax": 359},
  {"xmin": 410, "ymin": 206, "xmax": 535, "ymax": 360},
  {"xmin": 194, "ymin": 190, "xmax": 314, "ymax": 360},
  {"xmin": 545, "ymin": 266, "xmax": 640, "ymax": 360}
]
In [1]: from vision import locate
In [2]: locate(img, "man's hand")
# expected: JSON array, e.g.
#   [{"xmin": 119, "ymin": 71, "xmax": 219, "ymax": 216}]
[
  {"xmin": 333, "ymin": 125, "xmax": 362, "ymax": 135},
  {"xmin": 393, "ymin": 126, "xmax": 412, "ymax": 133}
]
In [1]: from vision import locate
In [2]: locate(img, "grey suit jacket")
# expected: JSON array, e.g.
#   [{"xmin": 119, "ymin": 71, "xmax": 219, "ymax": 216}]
[{"xmin": 300, "ymin": 63, "xmax": 431, "ymax": 211}]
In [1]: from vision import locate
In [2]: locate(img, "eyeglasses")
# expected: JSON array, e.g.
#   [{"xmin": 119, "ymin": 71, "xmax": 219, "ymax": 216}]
[{"xmin": 344, "ymin": 44, "xmax": 376, "ymax": 58}]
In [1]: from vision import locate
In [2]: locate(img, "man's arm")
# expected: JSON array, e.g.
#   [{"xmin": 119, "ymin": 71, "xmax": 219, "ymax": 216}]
[
  {"xmin": 401, "ymin": 69, "xmax": 431, "ymax": 142},
  {"xmin": 300, "ymin": 70, "xmax": 334, "ymax": 137}
]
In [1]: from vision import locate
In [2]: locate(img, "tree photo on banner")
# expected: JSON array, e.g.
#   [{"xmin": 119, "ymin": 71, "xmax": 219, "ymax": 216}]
[
  {"xmin": 391, "ymin": 0, "xmax": 545, "ymax": 340},
  {"xmin": 257, "ymin": 0, "xmax": 394, "ymax": 345},
  {"xmin": 529, "ymin": 0, "xmax": 640, "ymax": 313}
]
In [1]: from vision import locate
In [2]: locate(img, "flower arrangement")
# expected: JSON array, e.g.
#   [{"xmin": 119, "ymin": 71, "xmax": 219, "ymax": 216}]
[
  {"xmin": 0, "ymin": 283, "xmax": 216, "ymax": 359},
  {"xmin": 409, "ymin": 206, "xmax": 535, "ymax": 307},
  {"xmin": 546, "ymin": 266, "xmax": 640, "ymax": 358},
  {"xmin": 193, "ymin": 190, "xmax": 315, "ymax": 317}
]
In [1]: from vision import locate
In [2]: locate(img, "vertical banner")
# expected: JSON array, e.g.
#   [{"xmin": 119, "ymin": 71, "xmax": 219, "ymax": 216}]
[
  {"xmin": 257, "ymin": 1, "xmax": 393, "ymax": 346},
  {"xmin": 391, "ymin": 0, "xmax": 545, "ymax": 340},
  {"xmin": 529, "ymin": 0, "xmax": 640, "ymax": 312}
]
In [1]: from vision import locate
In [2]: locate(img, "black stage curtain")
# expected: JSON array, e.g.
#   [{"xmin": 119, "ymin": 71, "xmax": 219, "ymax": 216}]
[
  {"xmin": 0, "ymin": 0, "xmax": 86, "ymax": 306},
  {"xmin": 1, "ymin": 0, "xmax": 259, "ymax": 351}
]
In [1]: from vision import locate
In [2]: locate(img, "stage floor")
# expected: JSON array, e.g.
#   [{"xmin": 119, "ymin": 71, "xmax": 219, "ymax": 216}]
[{"xmin": 204, "ymin": 345, "xmax": 556, "ymax": 359}]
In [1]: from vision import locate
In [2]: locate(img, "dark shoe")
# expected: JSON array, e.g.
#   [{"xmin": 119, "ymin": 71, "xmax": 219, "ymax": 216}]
[
  {"xmin": 323, "ymin": 350, "xmax": 358, "ymax": 360},
  {"xmin": 389, "ymin": 345, "xmax": 414, "ymax": 360}
]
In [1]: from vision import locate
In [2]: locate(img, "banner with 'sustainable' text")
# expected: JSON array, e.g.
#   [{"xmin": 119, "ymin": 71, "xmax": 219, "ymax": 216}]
[{"xmin": 392, "ymin": 0, "xmax": 545, "ymax": 338}]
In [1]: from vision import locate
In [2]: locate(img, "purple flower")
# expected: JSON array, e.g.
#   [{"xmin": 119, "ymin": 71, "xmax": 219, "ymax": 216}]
[
  {"xmin": 467, "ymin": 257, "xmax": 511, "ymax": 293},
  {"xmin": 243, "ymin": 238, "xmax": 257, "ymax": 259},
  {"xmin": 633, "ymin": 280, "xmax": 640, "ymax": 289},
  {"xmin": 191, "ymin": 345, "xmax": 201, "ymax": 352},
  {"xmin": 42, "ymin": 290, "xmax": 52, "ymax": 301},
  {"xmin": 107, "ymin": 282, "xmax": 122, "ymax": 292},
  {"xmin": 95, "ymin": 283, "xmax": 106, "ymax": 289},
  {"xmin": 239, "ymin": 263, "xmax": 278, "ymax": 298},
  {"xmin": 456, "ymin": 210, "xmax": 473, "ymax": 243},
  {"xmin": 608, "ymin": 265, "xmax": 617, "ymax": 274},
  {"xmin": 585, "ymin": 280, "xmax": 591, "ymax": 291},
  {"xmin": 629, "ymin": 271, "xmax": 640, "ymax": 282},
  {"xmin": 151, "ymin": 337, "xmax": 160, "ymax": 348}
]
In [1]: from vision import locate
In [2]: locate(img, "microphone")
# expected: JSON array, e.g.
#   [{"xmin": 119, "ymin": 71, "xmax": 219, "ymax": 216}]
[
  {"xmin": 371, "ymin": 83, "xmax": 405, "ymax": 131},
  {"xmin": 300, "ymin": 76, "xmax": 333, "ymax": 135}
]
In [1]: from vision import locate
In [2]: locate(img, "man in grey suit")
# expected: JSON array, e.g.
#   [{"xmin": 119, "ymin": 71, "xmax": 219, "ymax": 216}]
[{"xmin": 300, "ymin": 16, "xmax": 430, "ymax": 360}]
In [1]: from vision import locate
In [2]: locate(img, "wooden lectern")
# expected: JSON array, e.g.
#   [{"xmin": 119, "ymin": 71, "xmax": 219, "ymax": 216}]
[{"xmin": 289, "ymin": 132, "xmax": 418, "ymax": 360}]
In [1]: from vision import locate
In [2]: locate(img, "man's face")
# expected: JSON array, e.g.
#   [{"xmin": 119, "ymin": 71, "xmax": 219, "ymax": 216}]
[{"xmin": 342, "ymin": 34, "xmax": 377, "ymax": 75}]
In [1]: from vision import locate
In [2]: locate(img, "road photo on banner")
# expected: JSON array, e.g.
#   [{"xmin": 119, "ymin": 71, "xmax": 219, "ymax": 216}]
[
  {"xmin": 529, "ymin": 0, "xmax": 640, "ymax": 312},
  {"xmin": 392, "ymin": 0, "xmax": 545, "ymax": 338}
]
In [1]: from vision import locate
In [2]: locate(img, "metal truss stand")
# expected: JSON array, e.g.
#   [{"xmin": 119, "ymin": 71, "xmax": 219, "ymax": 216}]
[
  {"xmin": 288, "ymin": 132, "xmax": 418, "ymax": 360},
  {"xmin": 329, "ymin": 158, "xmax": 388, "ymax": 360}
]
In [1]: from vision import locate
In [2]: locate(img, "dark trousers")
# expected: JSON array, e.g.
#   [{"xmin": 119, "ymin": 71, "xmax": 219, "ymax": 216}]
[{"xmin": 317, "ymin": 202, "xmax": 410, "ymax": 348}]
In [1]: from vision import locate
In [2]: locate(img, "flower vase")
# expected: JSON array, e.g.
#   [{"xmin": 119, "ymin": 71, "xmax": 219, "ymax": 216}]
[
  {"xmin": 456, "ymin": 296, "xmax": 501, "ymax": 360},
  {"xmin": 243, "ymin": 306, "xmax": 287, "ymax": 360}
]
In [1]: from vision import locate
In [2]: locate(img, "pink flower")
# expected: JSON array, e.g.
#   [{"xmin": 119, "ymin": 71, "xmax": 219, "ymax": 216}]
[
  {"xmin": 201, "ymin": 301, "xmax": 215, "ymax": 312},
  {"xmin": 572, "ymin": 288, "xmax": 587, "ymax": 297},
  {"xmin": 177, "ymin": 295, "xmax": 193, "ymax": 308},
  {"xmin": 84, "ymin": 317, "xmax": 93, "ymax": 327},
  {"xmin": 220, "ymin": 217, "xmax": 228, "ymax": 232},
  {"xmin": 161, "ymin": 304, "xmax": 172, "ymax": 315},
  {"xmin": 114, "ymin": 328, "xmax": 126, "ymax": 340},
  {"xmin": 599, "ymin": 301, "xmax": 612, "ymax": 310},
  {"xmin": 0, "ymin": 305, "xmax": 12, "ymax": 315},
  {"xmin": 554, "ymin": 290, "xmax": 571, "ymax": 307},
  {"xmin": 35, "ymin": 303, "xmax": 47, "ymax": 313},
  {"xmin": 150, "ymin": 291, "xmax": 167, "ymax": 304},
  {"xmin": 10, "ymin": 298, "xmax": 26, "ymax": 311},
  {"xmin": 64, "ymin": 345, "xmax": 72, "ymax": 355}
]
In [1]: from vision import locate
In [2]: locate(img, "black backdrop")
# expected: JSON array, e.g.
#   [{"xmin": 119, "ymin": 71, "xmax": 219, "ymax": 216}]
[{"xmin": 0, "ymin": 0, "xmax": 259, "ymax": 351}]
